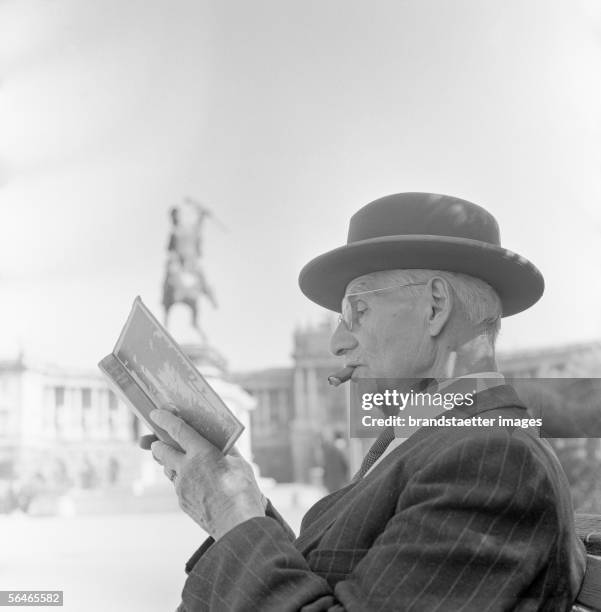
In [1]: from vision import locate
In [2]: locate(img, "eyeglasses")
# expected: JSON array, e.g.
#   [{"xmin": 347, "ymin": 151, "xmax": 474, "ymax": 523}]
[{"xmin": 338, "ymin": 283, "xmax": 427, "ymax": 331}]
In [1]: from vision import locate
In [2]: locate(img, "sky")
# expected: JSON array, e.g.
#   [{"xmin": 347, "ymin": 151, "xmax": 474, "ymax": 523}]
[{"xmin": 1, "ymin": 0, "xmax": 600, "ymax": 373}]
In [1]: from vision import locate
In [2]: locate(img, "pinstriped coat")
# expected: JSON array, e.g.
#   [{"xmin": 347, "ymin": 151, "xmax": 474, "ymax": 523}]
[{"xmin": 177, "ymin": 385, "xmax": 586, "ymax": 611}]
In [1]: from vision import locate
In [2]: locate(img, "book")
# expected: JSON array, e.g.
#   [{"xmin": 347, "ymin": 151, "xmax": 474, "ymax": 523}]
[{"xmin": 98, "ymin": 296, "xmax": 244, "ymax": 455}]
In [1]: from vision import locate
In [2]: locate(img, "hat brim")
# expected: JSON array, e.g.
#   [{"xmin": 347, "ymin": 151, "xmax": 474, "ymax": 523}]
[{"xmin": 298, "ymin": 235, "xmax": 544, "ymax": 317}]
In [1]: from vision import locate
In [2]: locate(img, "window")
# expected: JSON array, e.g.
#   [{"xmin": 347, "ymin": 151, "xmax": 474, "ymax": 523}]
[
  {"xmin": 108, "ymin": 390, "xmax": 118, "ymax": 433},
  {"xmin": 0, "ymin": 459, "xmax": 13, "ymax": 479},
  {"xmin": 82, "ymin": 388, "xmax": 92, "ymax": 409},
  {"xmin": 54, "ymin": 387, "xmax": 65, "ymax": 433},
  {"xmin": 108, "ymin": 391, "xmax": 118, "ymax": 411},
  {"xmin": 0, "ymin": 410, "xmax": 9, "ymax": 435},
  {"xmin": 269, "ymin": 390, "xmax": 281, "ymax": 426},
  {"xmin": 131, "ymin": 414, "xmax": 140, "ymax": 440}
]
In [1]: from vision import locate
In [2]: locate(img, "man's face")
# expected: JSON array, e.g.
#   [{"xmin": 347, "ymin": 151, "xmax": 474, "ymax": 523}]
[{"xmin": 329, "ymin": 273, "xmax": 430, "ymax": 381}]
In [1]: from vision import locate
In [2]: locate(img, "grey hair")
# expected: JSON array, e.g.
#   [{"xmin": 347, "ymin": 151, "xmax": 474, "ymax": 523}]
[{"xmin": 359, "ymin": 269, "xmax": 502, "ymax": 345}]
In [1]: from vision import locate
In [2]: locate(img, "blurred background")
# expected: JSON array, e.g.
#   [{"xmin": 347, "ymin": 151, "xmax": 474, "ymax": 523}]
[{"xmin": 1, "ymin": 0, "xmax": 601, "ymax": 610}]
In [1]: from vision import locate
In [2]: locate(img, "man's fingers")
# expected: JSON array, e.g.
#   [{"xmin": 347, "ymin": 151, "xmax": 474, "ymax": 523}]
[
  {"xmin": 139, "ymin": 434, "xmax": 159, "ymax": 450},
  {"xmin": 151, "ymin": 440, "xmax": 184, "ymax": 471},
  {"xmin": 150, "ymin": 409, "xmax": 211, "ymax": 453}
]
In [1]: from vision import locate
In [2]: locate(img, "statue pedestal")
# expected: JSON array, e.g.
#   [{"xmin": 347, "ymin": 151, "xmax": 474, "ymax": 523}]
[
  {"xmin": 181, "ymin": 343, "xmax": 228, "ymax": 374},
  {"xmin": 167, "ymin": 316, "xmax": 256, "ymax": 467}
]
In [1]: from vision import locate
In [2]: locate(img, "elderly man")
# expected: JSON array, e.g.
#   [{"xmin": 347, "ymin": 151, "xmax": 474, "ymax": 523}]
[{"xmin": 148, "ymin": 193, "xmax": 586, "ymax": 611}]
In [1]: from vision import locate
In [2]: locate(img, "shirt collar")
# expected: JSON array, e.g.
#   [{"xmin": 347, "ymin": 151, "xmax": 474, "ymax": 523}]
[{"xmin": 433, "ymin": 371, "xmax": 505, "ymax": 394}]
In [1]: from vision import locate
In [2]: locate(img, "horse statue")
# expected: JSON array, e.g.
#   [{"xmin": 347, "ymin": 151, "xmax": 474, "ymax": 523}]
[{"xmin": 162, "ymin": 198, "xmax": 218, "ymax": 339}]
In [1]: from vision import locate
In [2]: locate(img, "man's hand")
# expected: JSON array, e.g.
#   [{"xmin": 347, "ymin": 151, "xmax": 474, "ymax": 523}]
[{"xmin": 147, "ymin": 409, "xmax": 265, "ymax": 540}]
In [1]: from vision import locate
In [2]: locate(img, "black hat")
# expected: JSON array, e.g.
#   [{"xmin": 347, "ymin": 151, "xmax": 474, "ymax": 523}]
[{"xmin": 298, "ymin": 192, "xmax": 544, "ymax": 317}]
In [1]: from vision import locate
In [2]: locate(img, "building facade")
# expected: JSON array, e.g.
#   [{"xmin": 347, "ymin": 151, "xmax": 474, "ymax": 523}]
[
  {"xmin": 0, "ymin": 354, "xmax": 255, "ymax": 495},
  {"xmin": 0, "ymin": 355, "xmax": 141, "ymax": 490}
]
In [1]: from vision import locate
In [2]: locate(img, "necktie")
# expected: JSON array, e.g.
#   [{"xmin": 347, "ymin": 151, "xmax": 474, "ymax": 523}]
[
  {"xmin": 349, "ymin": 380, "xmax": 434, "ymax": 483},
  {"xmin": 351, "ymin": 426, "xmax": 395, "ymax": 482}
]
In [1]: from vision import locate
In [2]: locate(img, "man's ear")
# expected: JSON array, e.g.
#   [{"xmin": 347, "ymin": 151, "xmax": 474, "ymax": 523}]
[{"xmin": 427, "ymin": 277, "xmax": 452, "ymax": 337}]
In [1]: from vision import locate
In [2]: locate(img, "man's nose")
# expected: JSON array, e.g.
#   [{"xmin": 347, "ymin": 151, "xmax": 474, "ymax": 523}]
[{"xmin": 330, "ymin": 320, "xmax": 358, "ymax": 356}]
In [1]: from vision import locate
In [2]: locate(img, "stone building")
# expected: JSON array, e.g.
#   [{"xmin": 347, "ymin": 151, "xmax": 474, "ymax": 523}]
[
  {"xmin": 232, "ymin": 319, "xmax": 347, "ymax": 483},
  {"xmin": 0, "ymin": 354, "xmax": 140, "ymax": 489},
  {"xmin": 0, "ymin": 352, "xmax": 255, "ymax": 494}
]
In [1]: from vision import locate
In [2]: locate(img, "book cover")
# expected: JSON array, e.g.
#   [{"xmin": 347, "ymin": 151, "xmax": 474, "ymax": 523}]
[{"xmin": 98, "ymin": 296, "xmax": 244, "ymax": 454}]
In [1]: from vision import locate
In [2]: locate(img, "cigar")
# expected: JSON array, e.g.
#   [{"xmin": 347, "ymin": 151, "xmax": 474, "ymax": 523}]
[{"xmin": 328, "ymin": 366, "xmax": 355, "ymax": 387}]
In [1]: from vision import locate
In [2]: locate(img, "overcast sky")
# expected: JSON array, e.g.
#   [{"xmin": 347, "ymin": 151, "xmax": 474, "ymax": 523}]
[{"xmin": 1, "ymin": 0, "xmax": 600, "ymax": 373}]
